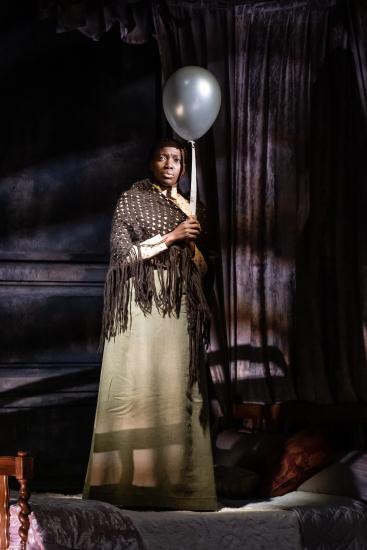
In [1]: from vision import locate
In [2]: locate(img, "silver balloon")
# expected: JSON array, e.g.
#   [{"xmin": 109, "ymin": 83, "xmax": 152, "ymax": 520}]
[{"xmin": 163, "ymin": 66, "xmax": 221, "ymax": 141}]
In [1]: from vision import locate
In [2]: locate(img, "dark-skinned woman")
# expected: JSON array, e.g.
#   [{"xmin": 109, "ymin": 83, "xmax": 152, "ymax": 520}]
[{"xmin": 83, "ymin": 138, "xmax": 217, "ymax": 511}]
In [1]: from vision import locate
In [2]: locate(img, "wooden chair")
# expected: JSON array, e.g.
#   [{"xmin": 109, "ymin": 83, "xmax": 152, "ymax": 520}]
[{"xmin": 0, "ymin": 451, "xmax": 33, "ymax": 550}]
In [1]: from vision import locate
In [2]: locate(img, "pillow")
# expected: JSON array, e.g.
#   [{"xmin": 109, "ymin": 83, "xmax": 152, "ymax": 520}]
[
  {"xmin": 297, "ymin": 450, "xmax": 367, "ymax": 501},
  {"xmin": 214, "ymin": 465, "xmax": 260, "ymax": 498},
  {"xmin": 215, "ymin": 429, "xmax": 286, "ymax": 471},
  {"xmin": 9, "ymin": 494, "xmax": 146, "ymax": 550},
  {"xmin": 260, "ymin": 428, "xmax": 333, "ymax": 497}
]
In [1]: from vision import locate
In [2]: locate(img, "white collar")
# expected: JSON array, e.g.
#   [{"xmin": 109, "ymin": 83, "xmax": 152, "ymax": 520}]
[{"xmin": 159, "ymin": 185, "xmax": 178, "ymax": 199}]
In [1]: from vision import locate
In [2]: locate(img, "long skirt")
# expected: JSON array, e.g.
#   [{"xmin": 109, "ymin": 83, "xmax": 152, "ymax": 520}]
[{"xmin": 83, "ymin": 283, "xmax": 217, "ymax": 511}]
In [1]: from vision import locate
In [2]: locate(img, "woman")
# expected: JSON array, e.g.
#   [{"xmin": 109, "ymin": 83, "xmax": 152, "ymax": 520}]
[{"xmin": 83, "ymin": 138, "xmax": 217, "ymax": 510}]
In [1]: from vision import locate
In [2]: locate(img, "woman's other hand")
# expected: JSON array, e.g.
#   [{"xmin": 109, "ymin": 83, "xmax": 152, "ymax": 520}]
[{"xmin": 164, "ymin": 216, "xmax": 201, "ymax": 246}]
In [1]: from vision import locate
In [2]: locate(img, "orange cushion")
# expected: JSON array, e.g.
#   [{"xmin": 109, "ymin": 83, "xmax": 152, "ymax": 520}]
[{"xmin": 260, "ymin": 428, "xmax": 333, "ymax": 497}]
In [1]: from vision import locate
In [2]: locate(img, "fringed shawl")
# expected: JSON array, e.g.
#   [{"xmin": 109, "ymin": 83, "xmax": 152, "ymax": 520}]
[{"xmin": 101, "ymin": 179, "xmax": 210, "ymax": 386}]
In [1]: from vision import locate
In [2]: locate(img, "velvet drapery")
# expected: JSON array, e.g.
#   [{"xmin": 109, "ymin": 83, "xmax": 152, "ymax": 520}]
[
  {"xmin": 153, "ymin": 0, "xmax": 367, "ymax": 412},
  {"xmin": 40, "ymin": 0, "xmax": 153, "ymax": 43},
  {"xmin": 41, "ymin": 0, "xmax": 367, "ymax": 411}
]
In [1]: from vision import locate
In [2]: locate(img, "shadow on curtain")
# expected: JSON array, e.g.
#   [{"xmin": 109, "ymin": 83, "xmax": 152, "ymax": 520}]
[{"xmin": 153, "ymin": 0, "xmax": 367, "ymax": 413}]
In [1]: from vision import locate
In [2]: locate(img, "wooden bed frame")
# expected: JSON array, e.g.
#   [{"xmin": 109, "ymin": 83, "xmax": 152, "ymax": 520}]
[{"xmin": 0, "ymin": 451, "xmax": 33, "ymax": 550}]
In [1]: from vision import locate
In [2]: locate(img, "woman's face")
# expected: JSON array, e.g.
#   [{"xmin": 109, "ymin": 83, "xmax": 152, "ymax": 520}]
[{"xmin": 150, "ymin": 146, "xmax": 183, "ymax": 188}]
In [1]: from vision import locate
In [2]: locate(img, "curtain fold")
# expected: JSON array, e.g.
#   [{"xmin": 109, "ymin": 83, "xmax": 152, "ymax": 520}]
[
  {"xmin": 153, "ymin": 0, "xmax": 367, "ymax": 412},
  {"xmin": 348, "ymin": 0, "xmax": 367, "ymax": 122},
  {"xmin": 40, "ymin": 0, "xmax": 153, "ymax": 43},
  {"xmin": 346, "ymin": 2, "xmax": 367, "ymax": 395}
]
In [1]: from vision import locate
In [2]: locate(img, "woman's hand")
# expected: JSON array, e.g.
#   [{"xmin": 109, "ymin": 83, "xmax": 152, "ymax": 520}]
[{"xmin": 164, "ymin": 216, "xmax": 201, "ymax": 247}]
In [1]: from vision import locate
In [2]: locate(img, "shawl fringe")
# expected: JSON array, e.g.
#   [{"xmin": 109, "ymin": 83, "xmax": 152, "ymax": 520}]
[{"xmin": 100, "ymin": 245, "xmax": 210, "ymax": 386}]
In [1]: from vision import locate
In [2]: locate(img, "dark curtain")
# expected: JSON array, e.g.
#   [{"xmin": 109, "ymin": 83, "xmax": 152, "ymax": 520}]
[
  {"xmin": 153, "ymin": 0, "xmax": 367, "ymax": 411},
  {"xmin": 40, "ymin": 0, "xmax": 153, "ymax": 43},
  {"xmin": 348, "ymin": 0, "xmax": 367, "ymax": 122}
]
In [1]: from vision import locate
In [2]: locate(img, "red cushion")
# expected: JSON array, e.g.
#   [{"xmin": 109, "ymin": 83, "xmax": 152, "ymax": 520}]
[{"xmin": 260, "ymin": 428, "xmax": 333, "ymax": 497}]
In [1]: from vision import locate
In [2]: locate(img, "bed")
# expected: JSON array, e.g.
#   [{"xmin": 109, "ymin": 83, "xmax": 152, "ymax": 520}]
[
  {"xmin": 5, "ymin": 489, "xmax": 367, "ymax": 549},
  {"xmin": 3, "ymin": 402, "xmax": 367, "ymax": 549}
]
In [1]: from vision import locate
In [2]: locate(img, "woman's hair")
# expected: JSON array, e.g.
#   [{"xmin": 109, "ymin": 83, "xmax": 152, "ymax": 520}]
[{"xmin": 149, "ymin": 138, "xmax": 187, "ymax": 178}]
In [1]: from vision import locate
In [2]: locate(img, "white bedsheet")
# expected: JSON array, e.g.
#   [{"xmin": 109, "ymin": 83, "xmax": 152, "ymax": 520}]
[
  {"xmin": 231, "ymin": 492, "xmax": 367, "ymax": 550},
  {"xmin": 124, "ymin": 507, "xmax": 301, "ymax": 550}
]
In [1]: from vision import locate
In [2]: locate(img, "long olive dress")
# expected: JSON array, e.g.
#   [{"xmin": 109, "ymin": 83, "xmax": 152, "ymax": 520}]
[{"xmin": 83, "ymin": 274, "xmax": 217, "ymax": 510}]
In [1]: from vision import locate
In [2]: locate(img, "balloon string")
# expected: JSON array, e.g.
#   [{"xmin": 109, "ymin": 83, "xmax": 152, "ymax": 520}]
[{"xmin": 188, "ymin": 140, "xmax": 197, "ymax": 215}]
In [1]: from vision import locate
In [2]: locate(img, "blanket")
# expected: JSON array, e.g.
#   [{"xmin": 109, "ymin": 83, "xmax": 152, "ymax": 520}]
[{"xmin": 8, "ymin": 491, "xmax": 367, "ymax": 550}]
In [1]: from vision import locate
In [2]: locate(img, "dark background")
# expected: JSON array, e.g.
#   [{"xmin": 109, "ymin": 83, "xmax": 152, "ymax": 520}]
[{"xmin": 0, "ymin": 11, "xmax": 160, "ymax": 491}]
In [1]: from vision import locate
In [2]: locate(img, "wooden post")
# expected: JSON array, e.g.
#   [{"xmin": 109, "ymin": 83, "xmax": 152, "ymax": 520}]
[
  {"xmin": 0, "ymin": 451, "xmax": 33, "ymax": 550},
  {"xmin": 16, "ymin": 451, "xmax": 33, "ymax": 550}
]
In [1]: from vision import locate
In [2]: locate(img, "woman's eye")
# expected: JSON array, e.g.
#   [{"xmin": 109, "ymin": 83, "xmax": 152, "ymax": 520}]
[{"xmin": 174, "ymin": 158, "xmax": 181, "ymax": 164}]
